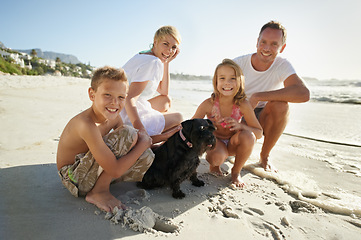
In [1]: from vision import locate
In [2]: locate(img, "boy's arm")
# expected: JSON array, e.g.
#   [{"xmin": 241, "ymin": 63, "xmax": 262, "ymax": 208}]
[{"xmin": 79, "ymin": 120, "xmax": 150, "ymax": 179}]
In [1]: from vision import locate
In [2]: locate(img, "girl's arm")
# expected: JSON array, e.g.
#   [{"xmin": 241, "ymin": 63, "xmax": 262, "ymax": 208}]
[
  {"xmin": 125, "ymin": 81, "xmax": 148, "ymax": 131},
  {"xmin": 192, "ymin": 99, "xmax": 211, "ymax": 119},
  {"xmin": 240, "ymin": 101, "xmax": 263, "ymax": 139}
]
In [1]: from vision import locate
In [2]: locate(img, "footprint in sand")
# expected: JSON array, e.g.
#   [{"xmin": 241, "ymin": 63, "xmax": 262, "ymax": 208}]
[
  {"xmin": 243, "ymin": 207, "xmax": 286, "ymax": 240},
  {"xmin": 245, "ymin": 216, "xmax": 286, "ymax": 240}
]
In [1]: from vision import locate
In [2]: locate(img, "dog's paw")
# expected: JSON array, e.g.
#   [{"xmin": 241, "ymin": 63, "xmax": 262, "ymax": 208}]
[
  {"xmin": 172, "ymin": 190, "xmax": 186, "ymax": 199},
  {"xmin": 191, "ymin": 179, "xmax": 205, "ymax": 187}
]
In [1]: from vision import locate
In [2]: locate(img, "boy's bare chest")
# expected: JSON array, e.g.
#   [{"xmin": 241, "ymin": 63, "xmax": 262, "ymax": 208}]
[{"xmin": 96, "ymin": 121, "xmax": 114, "ymax": 137}]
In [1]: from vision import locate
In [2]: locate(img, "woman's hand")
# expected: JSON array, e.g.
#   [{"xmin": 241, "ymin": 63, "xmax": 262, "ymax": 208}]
[
  {"xmin": 165, "ymin": 47, "xmax": 180, "ymax": 63},
  {"xmin": 150, "ymin": 125, "xmax": 182, "ymax": 144}
]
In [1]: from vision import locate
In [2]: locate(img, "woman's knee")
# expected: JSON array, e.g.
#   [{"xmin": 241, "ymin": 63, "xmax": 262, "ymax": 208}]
[
  {"xmin": 173, "ymin": 112, "xmax": 183, "ymax": 123},
  {"xmin": 149, "ymin": 95, "xmax": 172, "ymax": 112},
  {"xmin": 164, "ymin": 112, "xmax": 183, "ymax": 129}
]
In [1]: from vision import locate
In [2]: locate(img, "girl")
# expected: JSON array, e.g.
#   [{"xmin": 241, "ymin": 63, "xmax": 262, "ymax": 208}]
[
  {"xmin": 120, "ymin": 26, "xmax": 183, "ymax": 144},
  {"xmin": 192, "ymin": 59, "xmax": 263, "ymax": 188}
]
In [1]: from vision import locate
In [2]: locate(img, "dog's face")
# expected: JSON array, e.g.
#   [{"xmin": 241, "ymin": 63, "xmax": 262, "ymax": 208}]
[{"xmin": 181, "ymin": 119, "xmax": 216, "ymax": 155}]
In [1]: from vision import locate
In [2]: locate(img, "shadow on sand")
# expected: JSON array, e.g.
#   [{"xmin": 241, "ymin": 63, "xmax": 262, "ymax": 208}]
[{"xmin": 0, "ymin": 160, "xmax": 240, "ymax": 239}]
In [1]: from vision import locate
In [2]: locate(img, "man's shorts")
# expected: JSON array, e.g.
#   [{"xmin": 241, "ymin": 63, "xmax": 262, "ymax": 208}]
[
  {"xmin": 242, "ymin": 107, "xmax": 264, "ymax": 124},
  {"xmin": 58, "ymin": 125, "xmax": 154, "ymax": 197},
  {"xmin": 254, "ymin": 107, "xmax": 264, "ymax": 120}
]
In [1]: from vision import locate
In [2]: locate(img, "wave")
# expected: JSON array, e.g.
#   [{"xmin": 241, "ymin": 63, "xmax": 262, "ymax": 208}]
[
  {"xmin": 311, "ymin": 97, "xmax": 361, "ymax": 105},
  {"xmin": 244, "ymin": 163, "xmax": 361, "ymax": 217}
]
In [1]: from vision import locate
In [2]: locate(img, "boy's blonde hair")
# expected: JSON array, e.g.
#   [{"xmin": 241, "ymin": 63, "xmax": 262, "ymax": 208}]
[
  {"xmin": 154, "ymin": 25, "xmax": 182, "ymax": 44},
  {"xmin": 211, "ymin": 59, "xmax": 247, "ymax": 105},
  {"xmin": 91, "ymin": 66, "xmax": 127, "ymax": 91}
]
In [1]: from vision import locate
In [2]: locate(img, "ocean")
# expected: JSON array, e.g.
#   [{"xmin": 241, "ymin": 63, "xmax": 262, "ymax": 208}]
[
  {"xmin": 170, "ymin": 78, "xmax": 361, "ymax": 146},
  {"xmin": 171, "ymin": 77, "xmax": 361, "ymax": 107},
  {"xmin": 307, "ymin": 78, "xmax": 361, "ymax": 105}
]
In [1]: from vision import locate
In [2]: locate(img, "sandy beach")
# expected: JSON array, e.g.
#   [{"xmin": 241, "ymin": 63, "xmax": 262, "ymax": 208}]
[{"xmin": 1, "ymin": 75, "xmax": 361, "ymax": 239}]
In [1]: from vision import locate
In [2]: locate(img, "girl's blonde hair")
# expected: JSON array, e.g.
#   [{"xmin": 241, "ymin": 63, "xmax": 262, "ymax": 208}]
[
  {"xmin": 211, "ymin": 59, "xmax": 247, "ymax": 105},
  {"xmin": 154, "ymin": 25, "xmax": 182, "ymax": 44}
]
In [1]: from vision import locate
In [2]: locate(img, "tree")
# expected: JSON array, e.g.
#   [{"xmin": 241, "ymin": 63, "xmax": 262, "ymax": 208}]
[
  {"xmin": 56, "ymin": 57, "xmax": 61, "ymax": 63},
  {"xmin": 31, "ymin": 49, "xmax": 37, "ymax": 57}
]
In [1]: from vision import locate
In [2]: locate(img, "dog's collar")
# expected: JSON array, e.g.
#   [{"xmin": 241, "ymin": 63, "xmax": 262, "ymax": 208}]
[{"xmin": 179, "ymin": 129, "xmax": 193, "ymax": 148}]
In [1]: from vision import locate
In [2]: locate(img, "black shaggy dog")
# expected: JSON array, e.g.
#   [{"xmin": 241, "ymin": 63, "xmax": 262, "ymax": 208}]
[{"xmin": 138, "ymin": 119, "xmax": 216, "ymax": 199}]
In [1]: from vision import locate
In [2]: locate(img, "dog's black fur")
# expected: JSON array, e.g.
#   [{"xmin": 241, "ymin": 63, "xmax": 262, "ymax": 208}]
[{"xmin": 138, "ymin": 119, "xmax": 216, "ymax": 199}]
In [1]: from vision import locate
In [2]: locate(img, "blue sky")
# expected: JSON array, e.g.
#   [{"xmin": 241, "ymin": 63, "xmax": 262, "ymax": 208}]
[{"xmin": 2, "ymin": 0, "xmax": 361, "ymax": 80}]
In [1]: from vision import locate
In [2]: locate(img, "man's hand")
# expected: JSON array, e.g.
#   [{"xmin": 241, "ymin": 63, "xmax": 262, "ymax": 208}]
[{"xmin": 249, "ymin": 93, "xmax": 260, "ymax": 109}]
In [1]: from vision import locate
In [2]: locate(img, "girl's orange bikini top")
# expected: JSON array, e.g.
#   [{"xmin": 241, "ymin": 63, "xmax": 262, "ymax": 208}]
[{"xmin": 210, "ymin": 98, "xmax": 243, "ymax": 128}]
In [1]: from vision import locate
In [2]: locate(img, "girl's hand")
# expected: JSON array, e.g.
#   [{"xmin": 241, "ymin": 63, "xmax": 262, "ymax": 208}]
[{"xmin": 219, "ymin": 117, "xmax": 243, "ymax": 131}]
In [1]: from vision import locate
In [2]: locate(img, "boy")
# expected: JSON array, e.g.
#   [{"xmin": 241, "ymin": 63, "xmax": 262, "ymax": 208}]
[{"xmin": 57, "ymin": 66, "xmax": 154, "ymax": 212}]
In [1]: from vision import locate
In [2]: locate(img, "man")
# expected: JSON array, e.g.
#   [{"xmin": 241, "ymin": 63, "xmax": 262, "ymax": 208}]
[{"xmin": 233, "ymin": 20, "xmax": 310, "ymax": 171}]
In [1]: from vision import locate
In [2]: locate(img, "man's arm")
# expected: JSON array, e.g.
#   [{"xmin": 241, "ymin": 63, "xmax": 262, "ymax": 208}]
[{"xmin": 249, "ymin": 74, "xmax": 310, "ymax": 108}]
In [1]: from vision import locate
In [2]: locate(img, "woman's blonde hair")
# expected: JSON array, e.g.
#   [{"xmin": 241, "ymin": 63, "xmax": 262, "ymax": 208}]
[
  {"xmin": 211, "ymin": 59, "xmax": 247, "ymax": 105},
  {"xmin": 154, "ymin": 25, "xmax": 182, "ymax": 44}
]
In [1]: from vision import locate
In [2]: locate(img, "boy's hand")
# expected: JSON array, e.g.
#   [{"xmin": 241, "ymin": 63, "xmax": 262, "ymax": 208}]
[{"xmin": 137, "ymin": 129, "xmax": 152, "ymax": 148}]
